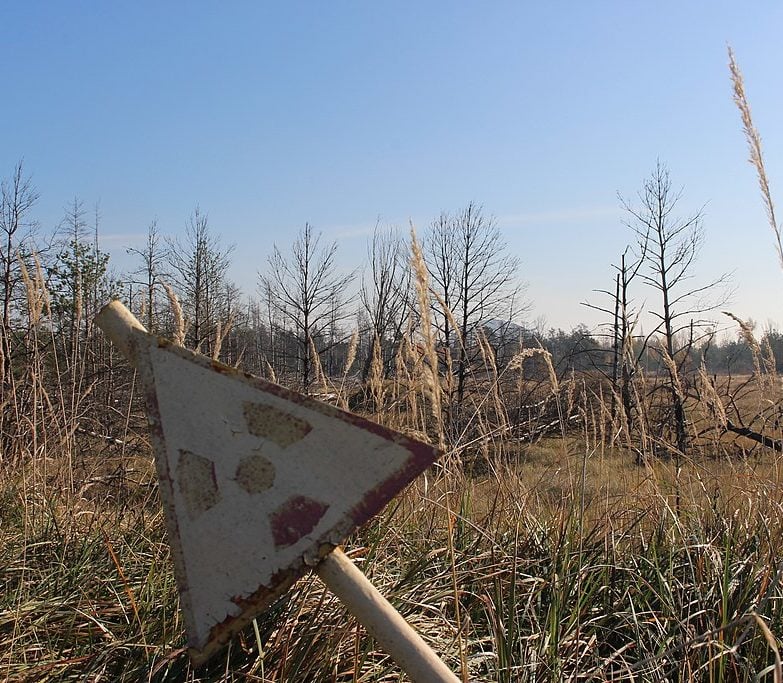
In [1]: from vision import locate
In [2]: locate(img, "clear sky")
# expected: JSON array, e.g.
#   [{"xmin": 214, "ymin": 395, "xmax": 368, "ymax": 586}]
[{"xmin": 3, "ymin": 2, "xmax": 783, "ymax": 333}]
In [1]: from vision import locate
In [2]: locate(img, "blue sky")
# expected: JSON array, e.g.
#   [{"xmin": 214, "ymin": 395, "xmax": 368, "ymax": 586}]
[{"xmin": 3, "ymin": 2, "xmax": 783, "ymax": 332}]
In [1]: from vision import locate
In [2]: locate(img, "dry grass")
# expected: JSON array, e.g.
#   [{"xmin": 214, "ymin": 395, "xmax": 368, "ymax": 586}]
[{"xmin": 5, "ymin": 433, "xmax": 783, "ymax": 681}]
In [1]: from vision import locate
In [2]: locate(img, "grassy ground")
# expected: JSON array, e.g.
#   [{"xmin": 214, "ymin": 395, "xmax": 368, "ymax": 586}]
[{"xmin": 3, "ymin": 432, "xmax": 783, "ymax": 682}]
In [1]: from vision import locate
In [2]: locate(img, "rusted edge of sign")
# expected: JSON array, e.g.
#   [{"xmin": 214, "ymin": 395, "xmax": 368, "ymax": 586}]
[
  {"xmin": 120, "ymin": 330, "xmax": 439, "ymax": 666},
  {"xmin": 190, "ymin": 542, "xmax": 336, "ymax": 665}
]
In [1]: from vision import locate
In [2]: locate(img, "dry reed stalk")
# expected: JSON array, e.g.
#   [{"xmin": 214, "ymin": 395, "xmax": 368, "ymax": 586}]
[
  {"xmin": 657, "ymin": 343, "xmax": 685, "ymax": 402},
  {"xmin": 162, "ymin": 282, "xmax": 185, "ymax": 347},
  {"xmin": 368, "ymin": 334, "xmax": 384, "ymax": 409},
  {"xmin": 697, "ymin": 364, "xmax": 728, "ymax": 430},
  {"xmin": 336, "ymin": 328, "xmax": 359, "ymax": 408},
  {"xmin": 729, "ymin": 47, "xmax": 782, "ymax": 270},
  {"xmin": 308, "ymin": 335, "xmax": 328, "ymax": 395},
  {"xmin": 343, "ymin": 328, "xmax": 358, "ymax": 377},
  {"xmin": 476, "ymin": 327, "xmax": 508, "ymax": 431},
  {"xmin": 265, "ymin": 358, "xmax": 277, "ymax": 383},
  {"xmin": 212, "ymin": 311, "xmax": 235, "ymax": 361},
  {"xmin": 34, "ymin": 254, "xmax": 51, "ymax": 320},
  {"xmin": 138, "ymin": 298, "xmax": 147, "ymax": 326},
  {"xmin": 539, "ymin": 344, "xmax": 559, "ymax": 395},
  {"xmin": 410, "ymin": 226, "xmax": 443, "ymax": 444},
  {"xmin": 723, "ymin": 311, "xmax": 771, "ymax": 393},
  {"xmin": 18, "ymin": 254, "xmax": 42, "ymax": 326}
]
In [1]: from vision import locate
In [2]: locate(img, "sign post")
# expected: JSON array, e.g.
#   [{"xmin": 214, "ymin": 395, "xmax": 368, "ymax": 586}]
[{"xmin": 96, "ymin": 301, "xmax": 459, "ymax": 682}]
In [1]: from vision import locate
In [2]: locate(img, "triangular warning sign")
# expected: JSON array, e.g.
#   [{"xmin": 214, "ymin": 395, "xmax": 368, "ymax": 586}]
[{"xmin": 97, "ymin": 303, "xmax": 439, "ymax": 664}]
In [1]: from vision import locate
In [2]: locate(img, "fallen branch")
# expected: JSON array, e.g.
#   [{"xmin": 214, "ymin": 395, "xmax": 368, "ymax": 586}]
[{"xmin": 725, "ymin": 420, "xmax": 783, "ymax": 452}]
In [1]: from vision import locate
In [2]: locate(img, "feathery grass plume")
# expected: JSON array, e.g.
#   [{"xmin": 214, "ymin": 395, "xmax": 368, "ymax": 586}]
[
  {"xmin": 697, "ymin": 363, "xmax": 727, "ymax": 430},
  {"xmin": 596, "ymin": 384, "xmax": 608, "ymax": 455},
  {"xmin": 632, "ymin": 366, "xmax": 651, "ymax": 455},
  {"xmin": 537, "ymin": 343, "xmax": 559, "ymax": 394},
  {"xmin": 729, "ymin": 46, "xmax": 782, "ymax": 269},
  {"xmin": 212, "ymin": 312, "xmax": 235, "ymax": 362},
  {"xmin": 265, "ymin": 358, "xmax": 277, "ymax": 383},
  {"xmin": 392, "ymin": 338, "xmax": 406, "ymax": 403},
  {"xmin": 608, "ymin": 386, "xmax": 629, "ymax": 445},
  {"xmin": 34, "ymin": 253, "xmax": 51, "ymax": 320},
  {"xmin": 723, "ymin": 311, "xmax": 770, "ymax": 391},
  {"xmin": 761, "ymin": 335, "xmax": 777, "ymax": 376},
  {"xmin": 369, "ymin": 334, "xmax": 384, "ymax": 409},
  {"xmin": 430, "ymin": 289, "xmax": 461, "ymax": 399},
  {"xmin": 399, "ymin": 330, "xmax": 421, "ymax": 430},
  {"xmin": 18, "ymin": 253, "xmax": 42, "ymax": 326},
  {"xmin": 212, "ymin": 320, "xmax": 222, "ymax": 361},
  {"xmin": 657, "ymin": 343, "xmax": 685, "ymax": 402},
  {"xmin": 162, "ymin": 282, "xmax": 185, "ymax": 347},
  {"xmin": 337, "ymin": 328, "xmax": 359, "ymax": 408},
  {"xmin": 74, "ymin": 282, "xmax": 83, "ymax": 334},
  {"xmin": 308, "ymin": 335, "xmax": 328, "ymax": 395},
  {"xmin": 505, "ymin": 346, "xmax": 540, "ymax": 372},
  {"xmin": 565, "ymin": 368, "xmax": 576, "ymax": 418},
  {"xmin": 476, "ymin": 327, "xmax": 508, "ymax": 431},
  {"xmin": 410, "ymin": 224, "xmax": 443, "ymax": 443},
  {"xmin": 343, "ymin": 328, "xmax": 358, "ymax": 377}
]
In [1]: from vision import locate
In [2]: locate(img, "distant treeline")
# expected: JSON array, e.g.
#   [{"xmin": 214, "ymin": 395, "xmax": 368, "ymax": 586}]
[{"xmin": 530, "ymin": 324, "xmax": 783, "ymax": 378}]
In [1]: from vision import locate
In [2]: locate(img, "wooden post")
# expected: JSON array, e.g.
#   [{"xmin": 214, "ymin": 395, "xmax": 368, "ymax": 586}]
[{"xmin": 317, "ymin": 548, "xmax": 460, "ymax": 683}]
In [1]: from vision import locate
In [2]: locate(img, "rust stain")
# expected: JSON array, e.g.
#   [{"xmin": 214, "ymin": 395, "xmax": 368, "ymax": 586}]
[
  {"xmin": 270, "ymin": 495, "xmax": 328, "ymax": 548},
  {"xmin": 177, "ymin": 449, "xmax": 221, "ymax": 519},
  {"xmin": 347, "ymin": 437, "xmax": 438, "ymax": 529},
  {"xmin": 243, "ymin": 402, "xmax": 312, "ymax": 447},
  {"xmin": 234, "ymin": 451, "xmax": 276, "ymax": 494}
]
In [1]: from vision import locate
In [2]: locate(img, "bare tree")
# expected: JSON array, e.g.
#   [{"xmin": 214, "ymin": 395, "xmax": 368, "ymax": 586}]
[
  {"xmin": 0, "ymin": 161, "xmax": 38, "ymax": 385},
  {"xmin": 167, "ymin": 208, "xmax": 234, "ymax": 355},
  {"xmin": 425, "ymin": 211, "xmax": 459, "ymax": 353},
  {"xmin": 426, "ymin": 203, "xmax": 525, "ymax": 404},
  {"xmin": 260, "ymin": 223, "xmax": 355, "ymax": 390},
  {"xmin": 359, "ymin": 224, "xmax": 411, "ymax": 381},
  {"xmin": 623, "ymin": 162, "xmax": 729, "ymax": 456},
  {"xmin": 126, "ymin": 220, "xmax": 168, "ymax": 333},
  {"xmin": 584, "ymin": 247, "xmax": 646, "ymax": 441}
]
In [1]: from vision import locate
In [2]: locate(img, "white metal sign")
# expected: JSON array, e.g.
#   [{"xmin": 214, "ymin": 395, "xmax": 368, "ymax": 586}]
[{"xmin": 96, "ymin": 302, "xmax": 440, "ymax": 666}]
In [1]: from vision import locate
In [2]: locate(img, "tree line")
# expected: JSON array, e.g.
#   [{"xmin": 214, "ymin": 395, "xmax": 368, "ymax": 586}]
[{"xmin": 0, "ymin": 158, "xmax": 776, "ymax": 466}]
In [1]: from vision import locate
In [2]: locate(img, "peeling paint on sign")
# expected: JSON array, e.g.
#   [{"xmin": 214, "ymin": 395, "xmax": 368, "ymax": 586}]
[
  {"xmin": 235, "ymin": 451, "xmax": 276, "ymax": 494},
  {"xmin": 270, "ymin": 495, "xmax": 329, "ymax": 548},
  {"xmin": 178, "ymin": 450, "xmax": 221, "ymax": 519},
  {"xmin": 243, "ymin": 401, "xmax": 312, "ymax": 447}
]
